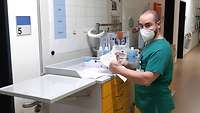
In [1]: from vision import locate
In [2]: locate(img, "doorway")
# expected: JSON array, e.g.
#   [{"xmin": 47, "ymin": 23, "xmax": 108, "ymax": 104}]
[
  {"xmin": 164, "ymin": 0, "xmax": 175, "ymax": 44},
  {"xmin": 0, "ymin": 0, "xmax": 15, "ymax": 113},
  {"xmin": 177, "ymin": 1, "xmax": 186, "ymax": 59}
]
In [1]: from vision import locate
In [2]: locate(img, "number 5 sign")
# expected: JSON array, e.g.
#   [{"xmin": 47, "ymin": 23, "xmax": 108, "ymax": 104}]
[{"xmin": 16, "ymin": 16, "xmax": 31, "ymax": 36}]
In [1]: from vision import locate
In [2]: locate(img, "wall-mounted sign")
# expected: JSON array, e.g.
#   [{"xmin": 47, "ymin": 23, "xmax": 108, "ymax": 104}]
[
  {"xmin": 54, "ymin": 0, "xmax": 67, "ymax": 39},
  {"xmin": 16, "ymin": 16, "xmax": 31, "ymax": 36}
]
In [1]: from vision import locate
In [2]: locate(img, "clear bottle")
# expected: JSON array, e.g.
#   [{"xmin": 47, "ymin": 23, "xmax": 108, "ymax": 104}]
[
  {"xmin": 97, "ymin": 46, "xmax": 104, "ymax": 57},
  {"xmin": 103, "ymin": 46, "xmax": 109, "ymax": 55}
]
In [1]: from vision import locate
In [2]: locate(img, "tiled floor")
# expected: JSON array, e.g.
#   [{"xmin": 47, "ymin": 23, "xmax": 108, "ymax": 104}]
[{"xmin": 173, "ymin": 44, "xmax": 200, "ymax": 113}]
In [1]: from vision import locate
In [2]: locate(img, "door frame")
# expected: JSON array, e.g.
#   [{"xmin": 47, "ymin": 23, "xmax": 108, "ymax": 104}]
[
  {"xmin": 0, "ymin": 0, "xmax": 15, "ymax": 113},
  {"xmin": 164, "ymin": 0, "xmax": 175, "ymax": 44},
  {"xmin": 177, "ymin": 1, "xmax": 186, "ymax": 59}
]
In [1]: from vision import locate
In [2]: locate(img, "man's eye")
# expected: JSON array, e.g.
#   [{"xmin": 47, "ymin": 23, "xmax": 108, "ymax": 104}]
[
  {"xmin": 145, "ymin": 23, "xmax": 153, "ymax": 28},
  {"xmin": 145, "ymin": 23, "xmax": 151, "ymax": 28}
]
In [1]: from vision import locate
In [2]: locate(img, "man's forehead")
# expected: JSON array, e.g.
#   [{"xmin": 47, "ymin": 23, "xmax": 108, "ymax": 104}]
[{"xmin": 139, "ymin": 13, "xmax": 155, "ymax": 24}]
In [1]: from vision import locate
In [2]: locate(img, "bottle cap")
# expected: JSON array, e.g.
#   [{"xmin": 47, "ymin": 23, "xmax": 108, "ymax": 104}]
[
  {"xmin": 99, "ymin": 46, "xmax": 103, "ymax": 50},
  {"xmin": 130, "ymin": 47, "xmax": 134, "ymax": 50}
]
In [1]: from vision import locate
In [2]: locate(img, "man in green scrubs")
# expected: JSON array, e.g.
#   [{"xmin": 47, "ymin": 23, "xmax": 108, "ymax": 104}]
[{"xmin": 109, "ymin": 10, "xmax": 175, "ymax": 113}]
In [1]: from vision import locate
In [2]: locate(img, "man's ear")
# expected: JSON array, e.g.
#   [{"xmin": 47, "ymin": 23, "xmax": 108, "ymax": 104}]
[
  {"xmin": 157, "ymin": 20, "xmax": 161, "ymax": 29},
  {"xmin": 156, "ymin": 20, "xmax": 161, "ymax": 25}
]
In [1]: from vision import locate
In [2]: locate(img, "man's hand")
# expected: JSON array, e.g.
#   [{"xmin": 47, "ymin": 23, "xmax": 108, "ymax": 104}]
[
  {"xmin": 118, "ymin": 60, "xmax": 129, "ymax": 66},
  {"xmin": 109, "ymin": 61, "xmax": 125, "ymax": 74}
]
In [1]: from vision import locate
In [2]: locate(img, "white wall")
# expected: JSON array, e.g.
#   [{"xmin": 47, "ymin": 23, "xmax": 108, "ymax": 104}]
[
  {"xmin": 181, "ymin": 0, "xmax": 199, "ymax": 55},
  {"xmin": 39, "ymin": 0, "xmax": 111, "ymax": 67},
  {"xmin": 7, "ymin": 0, "xmax": 41, "ymax": 113},
  {"xmin": 173, "ymin": 0, "xmax": 200, "ymax": 60}
]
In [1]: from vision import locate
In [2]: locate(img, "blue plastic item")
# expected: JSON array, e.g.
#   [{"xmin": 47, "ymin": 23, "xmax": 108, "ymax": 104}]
[
  {"xmin": 82, "ymin": 56, "xmax": 93, "ymax": 62},
  {"xmin": 128, "ymin": 47, "xmax": 136, "ymax": 63}
]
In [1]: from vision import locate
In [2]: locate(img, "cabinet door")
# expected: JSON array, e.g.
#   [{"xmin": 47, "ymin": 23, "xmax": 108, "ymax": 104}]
[
  {"xmin": 101, "ymin": 80, "xmax": 114, "ymax": 113},
  {"xmin": 112, "ymin": 77, "xmax": 132, "ymax": 113},
  {"xmin": 101, "ymin": 80, "xmax": 113, "ymax": 99},
  {"xmin": 102, "ymin": 77, "xmax": 132, "ymax": 113}
]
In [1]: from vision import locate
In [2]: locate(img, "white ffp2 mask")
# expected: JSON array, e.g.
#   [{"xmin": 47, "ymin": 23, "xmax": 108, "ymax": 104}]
[{"xmin": 140, "ymin": 29, "xmax": 155, "ymax": 42}]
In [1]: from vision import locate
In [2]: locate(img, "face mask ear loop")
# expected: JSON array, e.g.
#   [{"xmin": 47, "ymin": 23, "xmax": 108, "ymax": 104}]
[
  {"xmin": 156, "ymin": 20, "xmax": 161, "ymax": 35},
  {"xmin": 154, "ymin": 29, "xmax": 158, "ymax": 39}
]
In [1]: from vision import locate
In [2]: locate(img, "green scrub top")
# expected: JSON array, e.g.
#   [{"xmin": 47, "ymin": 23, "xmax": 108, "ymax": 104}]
[{"xmin": 135, "ymin": 38, "xmax": 175, "ymax": 113}]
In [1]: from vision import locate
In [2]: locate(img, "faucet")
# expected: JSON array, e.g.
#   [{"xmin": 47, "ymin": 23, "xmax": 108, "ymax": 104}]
[
  {"xmin": 87, "ymin": 23, "xmax": 106, "ymax": 38},
  {"xmin": 95, "ymin": 23, "xmax": 100, "ymax": 34}
]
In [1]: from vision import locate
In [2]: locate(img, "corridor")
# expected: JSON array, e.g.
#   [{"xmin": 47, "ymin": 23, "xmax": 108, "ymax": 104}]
[{"xmin": 174, "ymin": 44, "xmax": 200, "ymax": 113}]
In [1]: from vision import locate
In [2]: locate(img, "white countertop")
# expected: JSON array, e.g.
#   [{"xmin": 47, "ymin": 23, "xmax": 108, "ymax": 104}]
[
  {"xmin": 0, "ymin": 74, "xmax": 96, "ymax": 103},
  {"xmin": 45, "ymin": 58, "xmax": 113, "ymax": 83}
]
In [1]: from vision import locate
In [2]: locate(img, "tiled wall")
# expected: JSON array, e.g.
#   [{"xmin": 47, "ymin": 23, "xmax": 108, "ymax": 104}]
[
  {"xmin": 67, "ymin": 0, "xmax": 110, "ymax": 38},
  {"xmin": 40, "ymin": 0, "xmax": 112, "ymax": 66}
]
